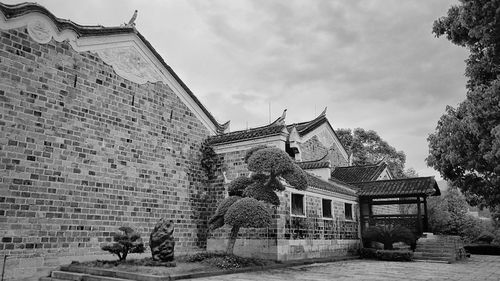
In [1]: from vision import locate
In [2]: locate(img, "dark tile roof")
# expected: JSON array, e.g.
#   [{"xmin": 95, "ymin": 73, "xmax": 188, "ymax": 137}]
[
  {"xmin": 304, "ymin": 173, "xmax": 357, "ymax": 197},
  {"xmin": 208, "ymin": 124, "xmax": 286, "ymax": 145},
  {"xmin": 356, "ymin": 177, "xmax": 441, "ymax": 198},
  {"xmin": 0, "ymin": 2, "xmax": 228, "ymax": 133},
  {"xmin": 296, "ymin": 160, "xmax": 330, "ymax": 170},
  {"xmin": 331, "ymin": 163, "xmax": 389, "ymax": 183},
  {"xmin": 286, "ymin": 110, "xmax": 328, "ymax": 136}
]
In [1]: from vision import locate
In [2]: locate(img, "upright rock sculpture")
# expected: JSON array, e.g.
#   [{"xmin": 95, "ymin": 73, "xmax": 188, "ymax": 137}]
[{"xmin": 150, "ymin": 218, "xmax": 175, "ymax": 261}]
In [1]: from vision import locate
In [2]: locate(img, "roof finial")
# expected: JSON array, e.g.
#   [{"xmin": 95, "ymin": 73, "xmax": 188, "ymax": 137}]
[
  {"xmin": 126, "ymin": 10, "xmax": 138, "ymax": 27},
  {"xmin": 320, "ymin": 107, "xmax": 327, "ymax": 116}
]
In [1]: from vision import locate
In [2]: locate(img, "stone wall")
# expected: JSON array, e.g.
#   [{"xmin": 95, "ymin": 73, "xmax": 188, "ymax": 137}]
[
  {"xmin": 0, "ymin": 28, "xmax": 217, "ymax": 280},
  {"xmin": 298, "ymin": 136, "xmax": 348, "ymax": 167}
]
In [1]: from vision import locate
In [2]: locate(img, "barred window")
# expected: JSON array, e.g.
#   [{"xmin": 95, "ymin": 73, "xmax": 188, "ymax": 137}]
[
  {"xmin": 322, "ymin": 199, "xmax": 332, "ymax": 218},
  {"xmin": 291, "ymin": 193, "xmax": 305, "ymax": 216},
  {"xmin": 345, "ymin": 203, "xmax": 353, "ymax": 220}
]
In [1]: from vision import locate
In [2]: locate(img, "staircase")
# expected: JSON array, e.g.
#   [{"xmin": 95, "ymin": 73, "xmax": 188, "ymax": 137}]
[
  {"xmin": 413, "ymin": 233, "xmax": 468, "ymax": 263},
  {"xmin": 39, "ymin": 265, "xmax": 169, "ymax": 281}
]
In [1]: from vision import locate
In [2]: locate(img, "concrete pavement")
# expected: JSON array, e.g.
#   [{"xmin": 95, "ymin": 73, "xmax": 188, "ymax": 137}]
[{"xmin": 183, "ymin": 255, "xmax": 500, "ymax": 281}]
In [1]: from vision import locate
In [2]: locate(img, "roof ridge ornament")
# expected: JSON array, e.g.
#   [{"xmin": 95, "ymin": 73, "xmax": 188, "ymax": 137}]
[
  {"xmin": 269, "ymin": 109, "xmax": 287, "ymax": 126},
  {"xmin": 125, "ymin": 10, "xmax": 138, "ymax": 27}
]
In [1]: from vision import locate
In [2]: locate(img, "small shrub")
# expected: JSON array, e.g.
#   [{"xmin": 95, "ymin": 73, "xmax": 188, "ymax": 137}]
[
  {"xmin": 224, "ymin": 198, "xmax": 272, "ymax": 228},
  {"xmin": 227, "ymin": 177, "xmax": 253, "ymax": 196},
  {"xmin": 464, "ymin": 245, "xmax": 500, "ymax": 255},
  {"xmin": 243, "ymin": 183, "xmax": 280, "ymax": 206},
  {"xmin": 185, "ymin": 252, "xmax": 271, "ymax": 269},
  {"xmin": 475, "ymin": 231, "xmax": 495, "ymax": 244},
  {"xmin": 101, "ymin": 226, "xmax": 145, "ymax": 261},
  {"xmin": 362, "ymin": 224, "xmax": 415, "ymax": 250},
  {"xmin": 360, "ymin": 248, "xmax": 378, "ymax": 259},
  {"xmin": 376, "ymin": 250, "xmax": 414, "ymax": 261}
]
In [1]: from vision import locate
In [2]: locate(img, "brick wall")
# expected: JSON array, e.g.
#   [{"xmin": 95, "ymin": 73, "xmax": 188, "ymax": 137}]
[{"xmin": 0, "ymin": 28, "xmax": 216, "ymax": 280}]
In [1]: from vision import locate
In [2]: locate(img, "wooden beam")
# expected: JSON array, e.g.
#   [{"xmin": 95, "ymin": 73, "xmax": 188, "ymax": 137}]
[{"xmin": 369, "ymin": 199, "xmax": 419, "ymax": 205}]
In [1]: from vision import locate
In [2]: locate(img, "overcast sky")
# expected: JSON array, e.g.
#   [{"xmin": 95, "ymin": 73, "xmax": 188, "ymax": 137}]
[{"xmin": 4, "ymin": 0, "xmax": 469, "ymax": 179}]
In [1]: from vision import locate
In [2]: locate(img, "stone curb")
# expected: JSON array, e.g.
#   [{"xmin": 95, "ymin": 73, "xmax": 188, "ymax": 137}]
[
  {"xmin": 62, "ymin": 256, "xmax": 359, "ymax": 281},
  {"xmin": 170, "ymin": 256, "xmax": 359, "ymax": 280}
]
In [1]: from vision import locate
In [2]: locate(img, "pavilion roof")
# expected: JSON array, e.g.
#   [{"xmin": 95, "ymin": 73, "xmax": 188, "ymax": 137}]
[{"xmin": 356, "ymin": 177, "xmax": 440, "ymax": 198}]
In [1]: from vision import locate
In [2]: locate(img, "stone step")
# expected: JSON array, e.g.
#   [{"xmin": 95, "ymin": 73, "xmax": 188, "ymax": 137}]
[
  {"xmin": 40, "ymin": 278, "xmax": 70, "ymax": 281},
  {"xmin": 52, "ymin": 271, "xmax": 86, "ymax": 281},
  {"xmin": 83, "ymin": 275, "xmax": 131, "ymax": 281},
  {"xmin": 60, "ymin": 265, "xmax": 170, "ymax": 281},
  {"xmin": 417, "ymin": 252, "xmax": 452, "ymax": 257}
]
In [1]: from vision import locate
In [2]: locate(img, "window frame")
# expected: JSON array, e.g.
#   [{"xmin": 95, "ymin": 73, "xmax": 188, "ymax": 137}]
[
  {"xmin": 290, "ymin": 192, "xmax": 306, "ymax": 217},
  {"xmin": 321, "ymin": 198, "xmax": 333, "ymax": 219},
  {"xmin": 344, "ymin": 202, "xmax": 354, "ymax": 221}
]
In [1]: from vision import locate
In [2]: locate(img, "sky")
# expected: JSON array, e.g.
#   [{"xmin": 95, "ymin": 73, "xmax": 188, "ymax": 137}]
[{"xmin": 3, "ymin": 0, "xmax": 469, "ymax": 179}]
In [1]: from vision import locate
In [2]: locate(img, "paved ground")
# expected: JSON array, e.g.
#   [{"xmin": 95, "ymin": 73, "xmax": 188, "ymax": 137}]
[{"xmin": 185, "ymin": 255, "xmax": 500, "ymax": 281}]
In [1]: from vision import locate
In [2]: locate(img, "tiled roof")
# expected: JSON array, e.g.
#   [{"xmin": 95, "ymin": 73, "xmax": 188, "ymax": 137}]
[
  {"xmin": 286, "ymin": 110, "xmax": 328, "ymax": 136},
  {"xmin": 304, "ymin": 173, "xmax": 357, "ymax": 196},
  {"xmin": 331, "ymin": 163, "xmax": 389, "ymax": 183},
  {"xmin": 356, "ymin": 177, "xmax": 441, "ymax": 198},
  {"xmin": 0, "ymin": 2, "xmax": 228, "ymax": 133},
  {"xmin": 208, "ymin": 124, "xmax": 286, "ymax": 145},
  {"xmin": 296, "ymin": 160, "xmax": 330, "ymax": 170}
]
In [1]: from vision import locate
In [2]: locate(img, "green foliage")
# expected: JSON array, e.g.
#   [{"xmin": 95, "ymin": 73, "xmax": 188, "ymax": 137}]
[
  {"xmin": 359, "ymin": 248, "xmax": 378, "ymax": 259},
  {"xmin": 185, "ymin": 252, "xmax": 273, "ymax": 269},
  {"xmin": 376, "ymin": 250, "xmax": 414, "ymax": 261},
  {"xmin": 282, "ymin": 164, "xmax": 308, "ymax": 190},
  {"xmin": 362, "ymin": 224, "xmax": 415, "ymax": 250},
  {"xmin": 224, "ymin": 198, "xmax": 272, "ymax": 228},
  {"xmin": 247, "ymin": 147, "xmax": 294, "ymax": 175},
  {"xmin": 208, "ymin": 196, "xmax": 241, "ymax": 230},
  {"xmin": 428, "ymin": 0, "xmax": 500, "ymax": 208},
  {"xmin": 427, "ymin": 188, "xmax": 491, "ymax": 241},
  {"xmin": 227, "ymin": 177, "xmax": 252, "ymax": 196},
  {"xmin": 243, "ymin": 182, "xmax": 280, "ymax": 206},
  {"xmin": 476, "ymin": 231, "xmax": 495, "ymax": 244},
  {"xmin": 200, "ymin": 139, "xmax": 218, "ymax": 179},
  {"xmin": 101, "ymin": 226, "xmax": 145, "ymax": 261},
  {"xmin": 244, "ymin": 145, "xmax": 269, "ymax": 163},
  {"xmin": 336, "ymin": 128, "xmax": 407, "ymax": 178},
  {"xmin": 464, "ymin": 245, "xmax": 500, "ymax": 255}
]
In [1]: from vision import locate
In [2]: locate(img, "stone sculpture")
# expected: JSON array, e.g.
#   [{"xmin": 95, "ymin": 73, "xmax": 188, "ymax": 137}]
[{"xmin": 150, "ymin": 218, "xmax": 175, "ymax": 261}]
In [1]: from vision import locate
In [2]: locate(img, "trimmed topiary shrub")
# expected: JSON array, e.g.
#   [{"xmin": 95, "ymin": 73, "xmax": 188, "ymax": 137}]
[
  {"xmin": 362, "ymin": 224, "xmax": 415, "ymax": 250},
  {"xmin": 360, "ymin": 248, "xmax": 378, "ymax": 259},
  {"xmin": 282, "ymin": 164, "xmax": 308, "ymax": 190},
  {"xmin": 244, "ymin": 145, "xmax": 269, "ymax": 163},
  {"xmin": 464, "ymin": 245, "xmax": 500, "ymax": 255},
  {"xmin": 243, "ymin": 183, "xmax": 280, "ymax": 206},
  {"xmin": 376, "ymin": 250, "xmax": 414, "ymax": 261},
  {"xmin": 224, "ymin": 198, "xmax": 272, "ymax": 229},
  {"xmin": 227, "ymin": 177, "xmax": 252, "ymax": 196},
  {"xmin": 246, "ymin": 147, "xmax": 294, "ymax": 174},
  {"xmin": 101, "ymin": 226, "xmax": 145, "ymax": 261},
  {"xmin": 208, "ymin": 196, "xmax": 241, "ymax": 230}
]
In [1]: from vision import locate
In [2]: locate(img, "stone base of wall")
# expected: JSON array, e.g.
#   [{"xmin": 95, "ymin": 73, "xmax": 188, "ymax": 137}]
[
  {"xmin": 0, "ymin": 248, "xmax": 201, "ymax": 281},
  {"xmin": 207, "ymin": 238, "xmax": 360, "ymax": 261}
]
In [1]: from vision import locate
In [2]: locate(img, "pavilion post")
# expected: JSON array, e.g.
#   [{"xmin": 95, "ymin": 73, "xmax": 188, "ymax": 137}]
[
  {"xmin": 416, "ymin": 196, "xmax": 422, "ymax": 235},
  {"xmin": 423, "ymin": 196, "xmax": 428, "ymax": 232}
]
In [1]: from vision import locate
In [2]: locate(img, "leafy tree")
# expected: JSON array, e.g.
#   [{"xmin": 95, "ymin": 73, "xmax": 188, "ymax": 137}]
[
  {"xmin": 101, "ymin": 226, "xmax": 145, "ymax": 261},
  {"xmin": 427, "ymin": 0, "xmax": 500, "ymax": 208},
  {"xmin": 208, "ymin": 146, "xmax": 307, "ymax": 254},
  {"xmin": 427, "ymin": 187, "xmax": 492, "ymax": 241},
  {"xmin": 336, "ymin": 128, "xmax": 407, "ymax": 178}
]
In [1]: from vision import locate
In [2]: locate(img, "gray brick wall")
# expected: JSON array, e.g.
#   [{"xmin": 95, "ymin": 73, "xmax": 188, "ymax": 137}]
[{"xmin": 0, "ymin": 27, "xmax": 216, "ymax": 280}]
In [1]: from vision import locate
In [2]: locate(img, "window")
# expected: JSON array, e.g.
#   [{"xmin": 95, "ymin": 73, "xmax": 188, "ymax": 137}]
[
  {"xmin": 345, "ymin": 203, "xmax": 353, "ymax": 220},
  {"xmin": 291, "ymin": 193, "xmax": 305, "ymax": 216},
  {"xmin": 322, "ymin": 199, "xmax": 332, "ymax": 218}
]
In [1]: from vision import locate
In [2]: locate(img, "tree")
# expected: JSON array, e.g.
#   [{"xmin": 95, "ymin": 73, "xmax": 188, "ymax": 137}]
[
  {"xmin": 336, "ymin": 128, "xmax": 407, "ymax": 178},
  {"xmin": 208, "ymin": 146, "xmax": 308, "ymax": 254},
  {"xmin": 427, "ymin": 187, "xmax": 491, "ymax": 241},
  {"xmin": 101, "ymin": 226, "xmax": 145, "ymax": 261},
  {"xmin": 427, "ymin": 0, "xmax": 500, "ymax": 208}
]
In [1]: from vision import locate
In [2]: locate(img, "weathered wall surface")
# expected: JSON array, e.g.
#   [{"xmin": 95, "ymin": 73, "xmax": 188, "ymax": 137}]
[
  {"xmin": 299, "ymin": 136, "xmax": 348, "ymax": 167},
  {"xmin": 0, "ymin": 28, "xmax": 217, "ymax": 280}
]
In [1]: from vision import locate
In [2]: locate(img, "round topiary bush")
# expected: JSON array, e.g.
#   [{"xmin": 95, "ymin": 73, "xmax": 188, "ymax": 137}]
[
  {"xmin": 476, "ymin": 231, "xmax": 495, "ymax": 244},
  {"xmin": 208, "ymin": 196, "xmax": 241, "ymax": 230},
  {"xmin": 243, "ymin": 183, "xmax": 280, "ymax": 206},
  {"xmin": 247, "ymin": 147, "xmax": 294, "ymax": 174},
  {"xmin": 282, "ymin": 164, "xmax": 308, "ymax": 190},
  {"xmin": 227, "ymin": 177, "xmax": 253, "ymax": 196},
  {"xmin": 244, "ymin": 145, "xmax": 269, "ymax": 163},
  {"xmin": 224, "ymin": 198, "xmax": 272, "ymax": 228}
]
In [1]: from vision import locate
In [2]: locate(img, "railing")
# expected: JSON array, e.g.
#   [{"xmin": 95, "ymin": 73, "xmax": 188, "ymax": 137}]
[
  {"xmin": 284, "ymin": 216, "xmax": 358, "ymax": 240},
  {"xmin": 362, "ymin": 214, "xmax": 426, "ymax": 234}
]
